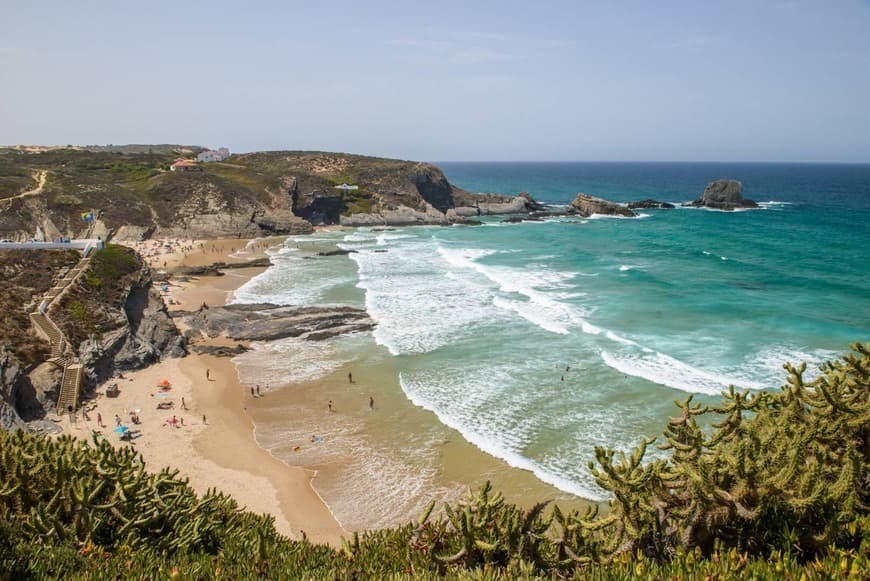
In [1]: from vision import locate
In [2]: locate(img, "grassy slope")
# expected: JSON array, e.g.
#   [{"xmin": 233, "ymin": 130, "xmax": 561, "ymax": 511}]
[{"xmin": 52, "ymin": 245, "xmax": 142, "ymax": 348}]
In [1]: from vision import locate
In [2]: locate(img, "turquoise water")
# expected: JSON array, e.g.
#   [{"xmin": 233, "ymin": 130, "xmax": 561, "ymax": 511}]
[{"xmin": 235, "ymin": 162, "xmax": 870, "ymax": 502}]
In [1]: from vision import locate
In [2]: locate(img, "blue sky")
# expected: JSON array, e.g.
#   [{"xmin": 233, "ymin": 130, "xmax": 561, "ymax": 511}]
[{"xmin": 1, "ymin": 0, "xmax": 869, "ymax": 162}]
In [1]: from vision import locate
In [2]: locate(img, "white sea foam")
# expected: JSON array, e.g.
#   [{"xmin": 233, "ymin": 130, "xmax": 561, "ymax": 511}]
[
  {"xmin": 348, "ymin": 242, "xmax": 504, "ymax": 354},
  {"xmin": 399, "ymin": 372, "xmax": 609, "ymax": 500},
  {"xmin": 601, "ymin": 350, "xmax": 766, "ymax": 395},
  {"xmin": 233, "ymin": 335, "xmax": 363, "ymax": 386},
  {"xmin": 618, "ymin": 265, "xmax": 633, "ymax": 271}
]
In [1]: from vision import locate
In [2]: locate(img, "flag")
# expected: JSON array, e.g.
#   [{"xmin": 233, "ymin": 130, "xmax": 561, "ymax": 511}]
[{"xmin": 81, "ymin": 211, "xmax": 93, "ymax": 222}]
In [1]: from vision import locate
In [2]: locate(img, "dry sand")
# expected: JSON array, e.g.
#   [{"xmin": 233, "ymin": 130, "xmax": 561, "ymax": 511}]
[{"xmin": 66, "ymin": 237, "xmax": 346, "ymax": 546}]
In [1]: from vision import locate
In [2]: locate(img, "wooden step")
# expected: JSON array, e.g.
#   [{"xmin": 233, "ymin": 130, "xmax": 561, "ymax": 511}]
[{"xmin": 56, "ymin": 363, "xmax": 83, "ymax": 415}]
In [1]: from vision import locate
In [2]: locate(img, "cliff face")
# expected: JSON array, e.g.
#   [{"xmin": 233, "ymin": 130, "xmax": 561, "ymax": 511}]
[
  {"xmin": 0, "ymin": 246, "xmax": 185, "ymax": 427},
  {"xmin": 0, "ymin": 148, "xmax": 538, "ymax": 238}
]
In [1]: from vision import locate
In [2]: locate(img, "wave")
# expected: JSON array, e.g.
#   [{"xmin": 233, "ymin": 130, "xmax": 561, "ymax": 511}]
[
  {"xmin": 601, "ymin": 350, "xmax": 766, "ymax": 395},
  {"xmin": 586, "ymin": 212, "xmax": 651, "ymax": 220},
  {"xmin": 399, "ymin": 373, "xmax": 609, "ymax": 500}
]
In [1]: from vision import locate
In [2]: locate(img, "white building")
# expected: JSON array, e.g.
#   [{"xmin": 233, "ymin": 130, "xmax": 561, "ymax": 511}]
[
  {"xmin": 334, "ymin": 183, "xmax": 359, "ymax": 190},
  {"xmin": 196, "ymin": 147, "xmax": 230, "ymax": 163}
]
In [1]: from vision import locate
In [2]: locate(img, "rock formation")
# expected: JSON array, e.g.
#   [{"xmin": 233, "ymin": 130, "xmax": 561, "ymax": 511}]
[
  {"xmin": 689, "ymin": 180, "xmax": 758, "ymax": 211},
  {"xmin": 568, "ymin": 194, "xmax": 636, "ymax": 218},
  {"xmin": 179, "ymin": 303, "xmax": 374, "ymax": 342},
  {"xmin": 627, "ymin": 199, "xmax": 675, "ymax": 209}
]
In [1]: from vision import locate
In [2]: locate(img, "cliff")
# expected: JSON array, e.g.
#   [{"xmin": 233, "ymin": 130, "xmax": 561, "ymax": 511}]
[
  {"xmin": 0, "ymin": 148, "xmax": 538, "ymax": 240},
  {"xmin": 0, "ymin": 246, "xmax": 184, "ymax": 426}
]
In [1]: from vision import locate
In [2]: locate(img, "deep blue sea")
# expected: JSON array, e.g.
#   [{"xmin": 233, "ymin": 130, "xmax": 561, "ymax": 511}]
[{"xmin": 233, "ymin": 162, "xmax": 870, "ymax": 518}]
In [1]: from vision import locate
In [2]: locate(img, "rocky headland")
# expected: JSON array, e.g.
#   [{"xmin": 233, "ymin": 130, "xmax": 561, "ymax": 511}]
[
  {"xmin": 0, "ymin": 148, "xmax": 542, "ymax": 240},
  {"xmin": 688, "ymin": 179, "xmax": 758, "ymax": 210}
]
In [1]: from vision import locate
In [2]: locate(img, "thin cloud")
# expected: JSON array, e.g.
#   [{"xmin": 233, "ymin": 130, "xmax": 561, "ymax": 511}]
[
  {"xmin": 386, "ymin": 39, "xmax": 451, "ymax": 49},
  {"xmin": 667, "ymin": 34, "xmax": 720, "ymax": 50},
  {"xmin": 456, "ymin": 32, "xmax": 513, "ymax": 42},
  {"xmin": 450, "ymin": 46, "xmax": 519, "ymax": 65}
]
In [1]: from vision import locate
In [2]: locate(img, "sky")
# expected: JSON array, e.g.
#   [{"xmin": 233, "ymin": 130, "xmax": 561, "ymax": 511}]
[{"xmin": 1, "ymin": 0, "xmax": 869, "ymax": 162}]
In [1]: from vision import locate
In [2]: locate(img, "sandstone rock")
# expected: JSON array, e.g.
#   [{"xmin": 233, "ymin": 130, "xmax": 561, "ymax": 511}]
[
  {"xmin": 190, "ymin": 344, "xmax": 250, "ymax": 357},
  {"xmin": 180, "ymin": 303, "xmax": 374, "ymax": 342},
  {"xmin": 0, "ymin": 347, "xmax": 27, "ymax": 430},
  {"xmin": 689, "ymin": 180, "xmax": 758, "ymax": 211},
  {"xmin": 175, "ymin": 257, "xmax": 272, "ymax": 276},
  {"xmin": 627, "ymin": 199, "xmax": 675, "ymax": 209},
  {"xmin": 569, "ymin": 194, "xmax": 636, "ymax": 218}
]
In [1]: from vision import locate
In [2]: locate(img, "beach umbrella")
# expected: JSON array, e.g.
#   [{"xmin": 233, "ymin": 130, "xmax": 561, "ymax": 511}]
[
  {"xmin": 114, "ymin": 426, "xmax": 129, "ymax": 433},
  {"xmin": 158, "ymin": 379, "xmax": 171, "ymax": 387}
]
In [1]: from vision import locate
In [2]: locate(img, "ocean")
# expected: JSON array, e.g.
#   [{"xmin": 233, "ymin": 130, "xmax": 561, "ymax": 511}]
[{"xmin": 230, "ymin": 162, "xmax": 870, "ymax": 530}]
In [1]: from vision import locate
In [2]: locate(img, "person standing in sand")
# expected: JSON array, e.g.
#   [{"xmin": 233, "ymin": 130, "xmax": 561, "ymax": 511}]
[
  {"xmin": 348, "ymin": 372, "xmax": 353, "ymax": 384},
  {"xmin": 206, "ymin": 368, "xmax": 210, "ymax": 380},
  {"xmin": 369, "ymin": 396, "xmax": 374, "ymax": 410},
  {"xmin": 328, "ymin": 400, "xmax": 333, "ymax": 412}
]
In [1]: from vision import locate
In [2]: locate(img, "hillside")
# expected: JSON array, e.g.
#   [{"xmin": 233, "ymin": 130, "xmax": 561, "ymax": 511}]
[{"xmin": 0, "ymin": 148, "xmax": 536, "ymax": 241}]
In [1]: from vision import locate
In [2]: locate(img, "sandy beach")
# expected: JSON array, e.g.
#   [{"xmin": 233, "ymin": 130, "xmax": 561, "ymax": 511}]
[{"xmin": 65, "ymin": 237, "xmax": 346, "ymax": 546}]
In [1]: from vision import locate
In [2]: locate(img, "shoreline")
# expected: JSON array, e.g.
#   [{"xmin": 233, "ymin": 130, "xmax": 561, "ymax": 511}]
[
  {"xmin": 65, "ymin": 237, "xmax": 347, "ymax": 546},
  {"xmin": 67, "ymin": 232, "xmax": 594, "ymax": 543}
]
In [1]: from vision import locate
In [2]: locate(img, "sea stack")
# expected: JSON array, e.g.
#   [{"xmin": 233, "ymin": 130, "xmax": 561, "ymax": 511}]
[
  {"xmin": 569, "ymin": 193, "xmax": 636, "ymax": 217},
  {"xmin": 689, "ymin": 179, "xmax": 758, "ymax": 211}
]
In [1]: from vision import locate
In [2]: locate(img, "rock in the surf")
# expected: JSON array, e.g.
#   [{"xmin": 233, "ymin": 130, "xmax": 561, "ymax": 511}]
[
  {"xmin": 627, "ymin": 199, "xmax": 675, "ymax": 209},
  {"xmin": 689, "ymin": 179, "xmax": 758, "ymax": 211},
  {"xmin": 568, "ymin": 193, "xmax": 636, "ymax": 217}
]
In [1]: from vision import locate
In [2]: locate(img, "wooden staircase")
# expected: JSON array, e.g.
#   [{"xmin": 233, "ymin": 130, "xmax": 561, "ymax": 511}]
[{"xmin": 29, "ymin": 251, "xmax": 96, "ymax": 415}]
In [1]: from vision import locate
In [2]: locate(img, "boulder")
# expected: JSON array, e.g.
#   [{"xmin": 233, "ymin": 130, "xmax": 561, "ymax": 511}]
[
  {"xmin": 569, "ymin": 194, "xmax": 636, "ymax": 218},
  {"xmin": 627, "ymin": 199, "xmax": 675, "ymax": 209},
  {"xmin": 689, "ymin": 180, "xmax": 758, "ymax": 211}
]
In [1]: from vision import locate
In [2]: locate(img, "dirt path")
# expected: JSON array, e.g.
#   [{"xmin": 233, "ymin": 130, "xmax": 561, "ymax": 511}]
[{"xmin": 1, "ymin": 170, "xmax": 47, "ymax": 204}]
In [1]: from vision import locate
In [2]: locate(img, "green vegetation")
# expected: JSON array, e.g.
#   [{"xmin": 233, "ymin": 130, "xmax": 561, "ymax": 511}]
[
  {"xmin": 1, "ymin": 345, "xmax": 867, "ymax": 578},
  {"xmin": 84, "ymin": 244, "xmax": 140, "ymax": 290},
  {"xmin": 55, "ymin": 245, "xmax": 142, "ymax": 347}
]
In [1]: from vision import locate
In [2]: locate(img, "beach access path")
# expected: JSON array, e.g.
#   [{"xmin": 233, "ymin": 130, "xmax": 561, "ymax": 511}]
[{"xmin": 62, "ymin": 237, "xmax": 347, "ymax": 546}]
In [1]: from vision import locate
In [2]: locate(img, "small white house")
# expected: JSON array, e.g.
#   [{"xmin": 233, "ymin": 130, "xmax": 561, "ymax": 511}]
[
  {"xmin": 334, "ymin": 183, "xmax": 359, "ymax": 190},
  {"xmin": 196, "ymin": 147, "xmax": 231, "ymax": 163}
]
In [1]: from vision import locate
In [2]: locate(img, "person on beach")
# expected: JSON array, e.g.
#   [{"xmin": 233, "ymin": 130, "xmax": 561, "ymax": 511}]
[
  {"xmin": 181, "ymin": 397, "xmax": 187, "ymax": 410},
  {"xmin": 82, "ymin": 408, "xmax": 90, "ymax": 421},
  {"xmin": 114, "ymin": 414, "xmax": 122, "ymax": 427},
  {"xmin": 348, "ymin": 372, "xmax": 353, "ymax": 384},
  {"xmin": 566, "ymin": 365, "xmax": 570, "ymax": 372},
  {"xmin": 328, "ymin": 400, "xmax": 333, "ymax": 412},
  {"xmin": 68, "ymin": 405, "xmax": 75, "ymax": 423},
  {"xmin": 206, "ymin": 368, "xmax": 210, "ymax": 380},
  {"xmin": 561, "ymin": 375, "xmax": 564, "ymax": 381},
  {"xmin": 369, "ymin": 396, "xmax": 374, "ymax": 410},
  {"xmin": 202, "ymin": 414, "xmax": 207, "ymax": 425},
  {"xmin": 251, "ymin": 387, "xmax": 255, "ymax": 398},
  {"xmin": 256, "ymin": 385, "xmax": 261, "ymax": 397},
  {"xmin": 97, "ymin": 413, "xmax": 104, "ymax": 428}
]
